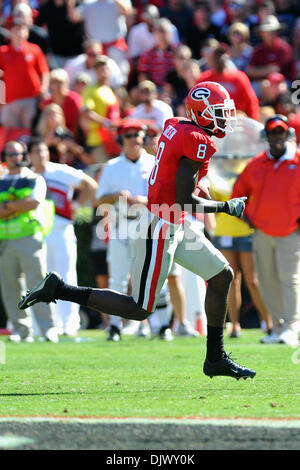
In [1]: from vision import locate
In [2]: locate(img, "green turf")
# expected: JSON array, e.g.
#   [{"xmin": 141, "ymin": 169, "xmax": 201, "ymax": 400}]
[{"xmin": 0, "ymin": 329, "xmax": 299, "ymax": 419}]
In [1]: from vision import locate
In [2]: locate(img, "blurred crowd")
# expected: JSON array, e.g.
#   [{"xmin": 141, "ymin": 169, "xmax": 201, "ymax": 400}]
[
  {"xmin": 1, "ymin": 0, "xmax": 300, "ymax": 157},
  {"xmin": 0, "ymin": 0, "xmax": 300, "ymax": 343}
]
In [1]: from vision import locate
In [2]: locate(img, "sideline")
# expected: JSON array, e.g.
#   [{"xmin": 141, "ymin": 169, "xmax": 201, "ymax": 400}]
[{"xmin": 0, "ymin": 416, "xmax": 300, "ymax": 428}]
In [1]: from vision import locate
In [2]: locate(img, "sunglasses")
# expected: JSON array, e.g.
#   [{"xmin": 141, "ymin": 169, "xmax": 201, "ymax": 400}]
[
  {"xmin": 123, "ymin": 133, "xmax": 141, "ymax": 139},
  {"xmin": 4, "ymin": 151, "xmax": 23, "ymax": 157}
]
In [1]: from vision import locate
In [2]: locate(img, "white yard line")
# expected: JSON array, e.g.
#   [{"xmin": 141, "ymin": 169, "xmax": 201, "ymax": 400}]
[{"xmin": 0, "ymin": 416, "xmax": 300, "ymax": 428}]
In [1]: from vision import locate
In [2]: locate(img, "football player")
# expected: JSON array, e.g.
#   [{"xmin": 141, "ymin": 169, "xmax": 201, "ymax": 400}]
[{"xmin": 19, "ymin": 82, "xmax": 256, "ymax": 380}]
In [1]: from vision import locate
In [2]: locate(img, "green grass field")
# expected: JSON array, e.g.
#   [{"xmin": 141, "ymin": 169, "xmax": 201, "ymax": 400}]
[{"xmin": 0, "ymin": 329, "xmax": 299, "ymax": 419}]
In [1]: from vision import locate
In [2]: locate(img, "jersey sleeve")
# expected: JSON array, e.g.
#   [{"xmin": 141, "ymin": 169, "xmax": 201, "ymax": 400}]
[
  {"xmin": 58, "ymin": 165, "xmax": 85, "ymax": 189},
  {"xmin": 34, "ymin": 45, "xmax": 49, "ymax": 75},
  {"xmin": 31, "ymin": 174, "xmax": 47, "ymax": 203},
  {"xmin": 183, "ymin": 129, "xmax": 216, "ymax": 164}
]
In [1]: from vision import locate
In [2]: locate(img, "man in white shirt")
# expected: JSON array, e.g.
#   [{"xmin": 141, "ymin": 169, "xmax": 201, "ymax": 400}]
[
  {"xmin": 127, "ymin": 4, "xmax": 179, "ymax": 61},
  {"xmin": 28, "ymin": 137, "xmax": 98, "ymax": 336},
  {"xmin": 64, "ymin": 39, "xmax": 124, "ymax": 90},
  {"xmin": 130, "ymin": 80, "xmax": 174, "ymax": 131},
  {"xmin": 67, "ymin": 0, "xmax": 132, "ymax": 84}
]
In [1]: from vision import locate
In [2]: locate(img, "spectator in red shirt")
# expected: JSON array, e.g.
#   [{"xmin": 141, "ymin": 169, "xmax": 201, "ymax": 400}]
[
  {"xmin": 137, "ymin": 18, "xmax": 175, "ymax": 90},
  {"xmin": 197, "ymin": 45, "xmax": 260, "ymax": 121},
  {"xmin": 247, "ymin": 15, "xmax": 297, "ymax": 84},
  {"xmin": 232, "ymin": 115, "xmax": 300, "ymax": 346},
  {"xmin": 0, "ymin": 17, "xmax": 49, "ymax": 129},
  {"xmin": 41, "ymin": 68, "xmax": 83, "ymax": 138}
]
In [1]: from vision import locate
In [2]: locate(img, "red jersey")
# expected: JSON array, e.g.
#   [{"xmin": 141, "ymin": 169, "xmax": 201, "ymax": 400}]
[
  {"xmin": 138, "ymin": 46, "xmax": 175, "ymax": 87},
  {"xmin": 0, "ymin": 41, "xmax": 49, "ymax": 103},
  {"xmin": 147, "ymin": 117, "xmax": 216, "ymax": 223},
  {"xmin": 249, "ymin": 37, "xmax": 297, "ymax": 82},
  {"xmin": 232, "ymin": 148, "xmax": 300, "ymax": 237}
]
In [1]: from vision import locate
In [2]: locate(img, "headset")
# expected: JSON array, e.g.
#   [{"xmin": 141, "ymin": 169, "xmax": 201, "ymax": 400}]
[
  {"xmin": 260, "ymin": 114, "xmax": 295, "ymax": 141},
  {"xmin": 117, "ymin": 124, "xmax": 148, "ymax": 146},
  {"xmin": 1, "ymin": 139, "xmax": 28, "ymax": 164}
]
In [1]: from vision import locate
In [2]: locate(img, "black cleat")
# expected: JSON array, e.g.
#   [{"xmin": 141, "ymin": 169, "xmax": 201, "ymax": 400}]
[
  {"xmin": 107, "ymin": 325, "xmax": 121, "ymax": 342},
  {"xmin": 203, "ymin": 353, "xmax": 256, "ymax": 380},
  {"xmin": 18, "ymin": 272, "xmax": 63, "ymax": 310}
]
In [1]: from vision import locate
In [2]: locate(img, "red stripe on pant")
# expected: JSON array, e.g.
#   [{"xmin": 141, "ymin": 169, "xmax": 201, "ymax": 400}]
[{"xmin": 146, "ymin": 222, "xmax": 168, "ymax": 312}]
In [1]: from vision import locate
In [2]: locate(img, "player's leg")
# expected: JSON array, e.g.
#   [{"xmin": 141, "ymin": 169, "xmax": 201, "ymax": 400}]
[
  {"xmin": 130, "ymin": 214, "xmax": 175, "ymax": 314},
  {"xmin": 18, "ymin": 269, "xmax": 150, "ymax": 321},
  {"xmin": 174, "ymin": 217, "xmax": 256, "ymax": 379},
  {"xmin": 18, "ymin": 212, "xmax": 171, "ymax": 322}
]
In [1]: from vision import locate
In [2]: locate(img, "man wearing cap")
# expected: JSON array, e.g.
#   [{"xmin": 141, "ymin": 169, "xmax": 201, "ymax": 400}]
[
  {"xmin": 0, "ymin": 17, "xmax": 49, "ymax": 129},
  {"xmin": 247, "ymin": 15, "xmax": 297, "ymax": 83},
  {"xmin": 232, "ymin": 115, "xmax": 300, "ymax": 346},
  {"xmin": 95, "ymin": 119, "xmax": 155, "ymax": 340},
  {"xmin": 130, "ymin": 80, "xmax": 173, "ymax": 131},
  {"xmin": 260, "ymin": 72, "xmax": 290, "ymax": 113}
]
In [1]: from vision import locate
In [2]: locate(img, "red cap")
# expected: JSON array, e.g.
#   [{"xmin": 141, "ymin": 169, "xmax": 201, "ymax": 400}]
[
  {"xmin": 266, "ymin": 118, "xmax": 289, "ymax": 132},
  {"xmin": 118, "ymin": 119, "xmax": 146, "ymax": 135}
]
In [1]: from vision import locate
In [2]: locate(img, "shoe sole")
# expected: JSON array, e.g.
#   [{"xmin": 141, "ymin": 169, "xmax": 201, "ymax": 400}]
[
  {"xmin": 18, "ymin": 272, "xmax": 60, "ymax": 310},
  {"xmin": 206, "ymin": 374, "xmax": 255, "ymax": 380},
  {"xmin": 205, "ymin": 371, "xmax": 256, "ymax": 380}
]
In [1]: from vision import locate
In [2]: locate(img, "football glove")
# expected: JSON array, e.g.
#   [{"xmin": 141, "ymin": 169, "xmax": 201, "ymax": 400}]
[{"xmin": 225, "ymin": 197, "xmax": 247, "ymax": 218}]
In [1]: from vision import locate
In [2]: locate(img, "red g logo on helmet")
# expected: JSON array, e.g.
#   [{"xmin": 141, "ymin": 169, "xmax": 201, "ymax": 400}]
[{"xmin": 186, "ymin": 81, "xmax": 237, "ymax": 138}]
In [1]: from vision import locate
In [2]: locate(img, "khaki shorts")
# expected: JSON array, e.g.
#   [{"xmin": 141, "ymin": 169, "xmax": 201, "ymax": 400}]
[{"xmin": 131, "ymin": 209, "xmax": 228, "ymax": 312}]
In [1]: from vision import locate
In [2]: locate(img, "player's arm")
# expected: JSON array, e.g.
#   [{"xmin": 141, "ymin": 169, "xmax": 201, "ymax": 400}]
[{"xmin": 175, "ymin": 157, "xmax": 246, "ymax": 217}]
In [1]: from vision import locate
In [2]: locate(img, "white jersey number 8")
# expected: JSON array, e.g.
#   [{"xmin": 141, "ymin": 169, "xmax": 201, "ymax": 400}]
[
  {"xmin": 149, "ymin": 141, "xmax": 165, "ymax": 186},
  {"xmin": 197, "ymin": 143, "xmax": 207, "ymax": 159}
]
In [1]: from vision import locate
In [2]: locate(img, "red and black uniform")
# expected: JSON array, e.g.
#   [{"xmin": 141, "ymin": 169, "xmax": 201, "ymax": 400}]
[
  {"xmin": 131, "ymin": 117, "xmax": 228, "ymax": 312},
  {"xmin": 147, "ymin": 117, "xmax": 216, "ymax": 223}
]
